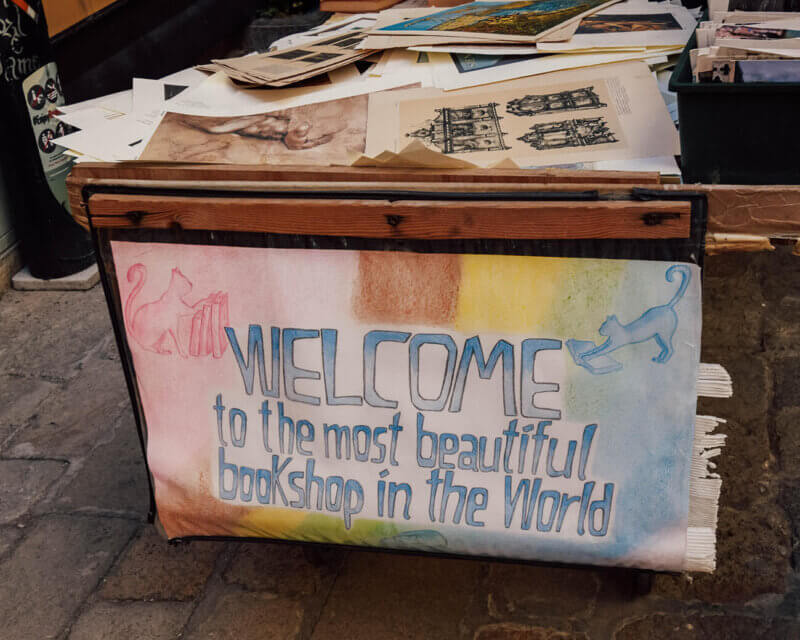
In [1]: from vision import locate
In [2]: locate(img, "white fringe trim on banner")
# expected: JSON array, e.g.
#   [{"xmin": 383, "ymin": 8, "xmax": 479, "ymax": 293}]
[
  {"xmin": 696, "ymin": 363, "xmax": 733, "ymax": 398},
  {"xmin": 684, "ymin": 363, "xmax": 731, "ymax": 572},
  {"xmin": 684, "ymin": 397, "xmax": 728, "ymax": 571}
]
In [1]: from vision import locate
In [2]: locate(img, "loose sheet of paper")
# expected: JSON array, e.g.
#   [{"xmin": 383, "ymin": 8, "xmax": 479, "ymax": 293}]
[
  {"xmin": 536, "ymin": 2, "xmax": 697, "ymax": 52},
  {"xmin": 370, "ymin": 0, "xmax": 623, "ymax": 43},
  {"xmin": 168, "ymin": 65, "xmax": 419, "ymax": 117},
  {"xmin": 366, "ymin": 60, "xmax": 678, "ymax": 168},
  {"xmin": 430, "ymin": 48, "xmax": 679, "ymax": 90}
]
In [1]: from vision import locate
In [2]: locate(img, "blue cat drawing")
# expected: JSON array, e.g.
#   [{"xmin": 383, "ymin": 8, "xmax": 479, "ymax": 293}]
[{"xmin": 567, "ymin": 264, "xmax": 691, "ymax": 375}]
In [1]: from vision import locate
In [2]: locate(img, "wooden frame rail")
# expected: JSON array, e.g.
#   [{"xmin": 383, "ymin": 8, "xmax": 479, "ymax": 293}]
[{"xmin": 68, "ymin": 163, "xmax": 800, "ymax": 247}]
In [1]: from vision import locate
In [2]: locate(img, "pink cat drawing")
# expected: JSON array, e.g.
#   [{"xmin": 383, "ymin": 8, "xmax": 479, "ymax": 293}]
[{"xmin": 125, "ymin": 264, "xmax": 229, "ymax": 358}]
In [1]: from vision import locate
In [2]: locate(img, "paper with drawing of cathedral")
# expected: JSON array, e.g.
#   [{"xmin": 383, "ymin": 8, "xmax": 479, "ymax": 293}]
[{"xmin": 365, "ymin": 61, "xmax": 678, "ymax": 168}]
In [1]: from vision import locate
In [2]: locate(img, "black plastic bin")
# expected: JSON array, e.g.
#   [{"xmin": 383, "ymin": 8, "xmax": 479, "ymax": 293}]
[{"xmin": 669, "ymin": 33, "xmax": 800, "ymax": 185}]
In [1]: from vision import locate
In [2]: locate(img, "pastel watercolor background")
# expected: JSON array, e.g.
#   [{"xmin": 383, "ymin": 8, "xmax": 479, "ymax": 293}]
[{"xmin": 111, "ymin": 241, "xmax": 701, "ymax": 570}]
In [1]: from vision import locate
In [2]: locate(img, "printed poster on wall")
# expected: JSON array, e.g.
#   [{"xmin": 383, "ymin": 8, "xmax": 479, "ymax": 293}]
[{"xmin": 112, "ymin": 241, "xmax": 701, "ymax": 571}]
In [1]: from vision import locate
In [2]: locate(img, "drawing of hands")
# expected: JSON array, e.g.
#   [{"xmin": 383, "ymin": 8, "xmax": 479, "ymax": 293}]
[
  {"xmin": 283, "ymin": 118, "xmax": 343, "ymax": 149},
  {"xmin": 203, "ymin": 114, "xmax": 343, "ymax": 150}
]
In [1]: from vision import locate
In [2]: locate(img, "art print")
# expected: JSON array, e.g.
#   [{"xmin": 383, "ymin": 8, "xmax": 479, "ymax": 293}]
[
  {"xmin": 517, "ymin": 117, "xmax": 618, "ymax": 150},
  {"xmin": 141, "ymin": 94, "xmax": 367, "ymax": 165},
  {"xmin": 366, "ymin": 62, "xmax": 680, "ymax": 168},
  {"xmin": 575, "ymin": 13, "xmax": 682, "ymax": 34},
  {"xmin": 506, "ymin": 86, "xmax": 606, "ymax": 115},
  {"xmin": 375, "ymin": 0, "xmax": 618, "ymax": 42},
  {"xmin": 536, "ymin": 4, "xmax": 697, "ymax": 52},
  {"xmin": 397, "ymin": 77, "xmax": 628, "ymax": 164},
  {"xmin": 406, "ymin": 102, "xmax": 511, "ymax": 154}
]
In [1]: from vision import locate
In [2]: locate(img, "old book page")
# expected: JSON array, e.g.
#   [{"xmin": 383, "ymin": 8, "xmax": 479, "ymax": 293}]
[{"xmin": 366, "ymin": 61, "xmax": 678, "ymax": 168}]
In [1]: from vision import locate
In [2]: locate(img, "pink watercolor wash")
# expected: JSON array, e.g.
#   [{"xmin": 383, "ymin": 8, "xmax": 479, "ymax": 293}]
[
  {"xmin": 125, "ymin": 263, "xmax": 229, "ymax": 358},
  {"xmin": 110, "ymin": 241, "xmax": 359, "ymax": 503}
]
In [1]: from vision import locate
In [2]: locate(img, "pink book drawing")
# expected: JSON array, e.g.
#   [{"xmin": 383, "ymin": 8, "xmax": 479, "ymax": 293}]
[
  {"xmin": 189, "ymin": 310, "xmax": 202, "ymax": 356},
  {"xmin": 200, "ymin": 303, "xmax": 213, "ymax": 356}
]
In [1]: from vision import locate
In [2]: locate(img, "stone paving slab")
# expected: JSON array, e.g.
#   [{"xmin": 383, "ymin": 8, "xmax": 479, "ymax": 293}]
[
  {"xmin": 614, "ymin": 613, "xmax": 800, "ymax": 639},
  {"xmin": 184, "ymin": 590, "xmax": 304, "ymax": 640},
  {"xmin": 652, "ymin": 501, "xmax": 792, "ymax": 603},
  {"xmin": 0, "ymin": 525, "xmax": 23, "ymax": 559},
  {"xmin": 485, "ymin": 564, "xmax": 600, "ymax": 620},
  {"xmin": 0, "ymin": 287, "xmax": 112, "ymax": 380},
  {"xmin": 0, "ymin": 458, "xmax": 68, "ymax": 524},
  {"xmin": 776, "ymin": 408, "xmax": 800, "ymax": 477},
  {"xmin": 223, "ymin": 542, "xmax": 343, "ymax": 597},
  {"xmin": 48, "ymin": 412, "xmax": 149, "ymax": 518},
  {"xmin": 0, "ymin": 515, "xmax": 136, "ymax": 639},
  {"xmin": 5, "ymin": 352, "xmax": 130, "ymax": 459},
  {"xmin": 0, "ymin": 373, "xmax": 58, "ymax": 432},
  {"xmin": 311, "ymin": 551, "xmax": 482, "ymax": 640},
  {"xmin": 474, "ymin": 623, "xmax": 588, "ymax": 640},
  {"xmin": 68, "ymin": 601, "xmax": 193, "ymax": 640},
  {"xmin": 100, "ymin": 527, "xmax": 225, "ymax": 602},
  {"xmin": 0, "ymin": 424, "xmax": 12, "ymax": 452}
]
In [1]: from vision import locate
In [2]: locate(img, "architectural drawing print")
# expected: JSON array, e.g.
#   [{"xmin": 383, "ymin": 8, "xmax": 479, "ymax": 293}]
[
  {"xmin": 567, "ymin": 264, "xmax": 691, "ymax": 374},
  {"xmin": 407, "ymin": 103, "xmax": 510, "ymax": 154},
  {"xmin": 517, "ymin": 117, "xmax": 617, "ymax": 150},
  {"xmin": 506, "ymin": 86, "xmax": 606, "ymax": 116}
]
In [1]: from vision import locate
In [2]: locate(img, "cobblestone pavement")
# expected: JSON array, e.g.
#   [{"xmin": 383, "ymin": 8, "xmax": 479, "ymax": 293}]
[{"xmin": 0, "ymin": 248, "xmax": 799, "ymax": 640}]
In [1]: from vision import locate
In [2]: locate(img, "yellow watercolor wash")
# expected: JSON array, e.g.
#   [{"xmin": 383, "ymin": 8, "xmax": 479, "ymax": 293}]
[
  {"xmin": 236, "ymin": 505, "xmax": 309, "ymax": 539},
  {"xmin": 295, "ymin": 514, "xmax": 400, "ymax": 545},
  {"xmin": 455, "ymin": 254, "xmax": 626, "ymax": 337},
  {"xmin": 236, "ymin": 507, "xmax": 400, "ymax": 546}
]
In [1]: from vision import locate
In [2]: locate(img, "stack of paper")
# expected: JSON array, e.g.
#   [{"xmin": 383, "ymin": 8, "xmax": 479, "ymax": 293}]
[
  {"xmin": 209, "ymin": 31, "xmax": 377, "ymax": 87},
  {"xmin": 268, "ymin": 13, "xmax": 379, "ymax": 51},
  {"xmin": 52, "ymin": 68, "xmax": 208, "ymax": 163},
  {"xmin": 360, "ymin": 0, "xmax": 619, "ymax": 48},
  {"xmin": 691, "ymin": 12, "xmax": 800, "ymax": 83},
  {"xmin": 53, "ymin": 0, "xmax": 691, "ymax": 177}
]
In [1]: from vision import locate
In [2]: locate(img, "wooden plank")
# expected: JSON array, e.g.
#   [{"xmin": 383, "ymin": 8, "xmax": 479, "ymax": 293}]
[
  {"xmin": 69, "ymin": 163, "xmax": 800, "ymax": 240},
  {"xmin": 67, "ymin": 179, "xmax": 662, "ymax": 233},
  {"xmin": 705, "ymin": 233, "xmax": 775, "ymax": 254},
  {"xmin": 68, "ymin": 162, "xmax": 663, "ymax": 186},
  {"xmin": 85, "ymin": 193, "xmax": 691, "ymax": 239},
  {"xmin": 676, "ymin": 185, "xmax": 800, "ymax": 237}
]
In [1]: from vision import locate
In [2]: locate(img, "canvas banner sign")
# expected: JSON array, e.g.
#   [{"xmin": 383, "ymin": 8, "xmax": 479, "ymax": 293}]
[{"xmin": 112, "ymin": 241, "xmax": 724, "ymax": 571}]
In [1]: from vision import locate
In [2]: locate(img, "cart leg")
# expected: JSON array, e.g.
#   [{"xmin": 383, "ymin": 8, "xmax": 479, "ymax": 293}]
[{"xmin": 635, "ymin": 570, "xmax": 653, "ymax": 596}]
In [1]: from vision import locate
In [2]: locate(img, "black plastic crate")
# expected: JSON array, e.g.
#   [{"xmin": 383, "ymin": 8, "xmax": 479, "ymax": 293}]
[{"xmin": 669, "ymin": 32, "xmax": 800, "ymax": 185}]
